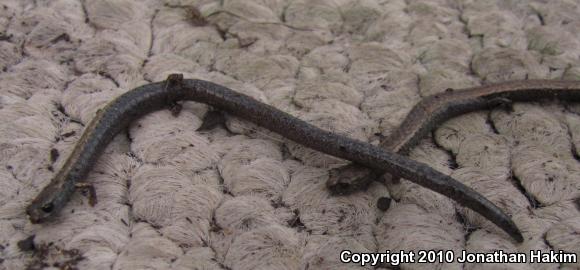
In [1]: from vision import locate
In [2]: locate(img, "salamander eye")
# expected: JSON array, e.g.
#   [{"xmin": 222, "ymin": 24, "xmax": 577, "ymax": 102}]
[{"xmin": 41, "ymin": 202, "xmax": 54, "ymax": 213}]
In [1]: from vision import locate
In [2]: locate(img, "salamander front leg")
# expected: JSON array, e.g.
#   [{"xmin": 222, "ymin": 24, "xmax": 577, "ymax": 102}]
[
  {"xmin": 169, "ymin": 102, "xmax": 183, "ymax": 117},
  {"xmin": 75, "ymin": 182, "xmax": 97, "ymax": 207}
]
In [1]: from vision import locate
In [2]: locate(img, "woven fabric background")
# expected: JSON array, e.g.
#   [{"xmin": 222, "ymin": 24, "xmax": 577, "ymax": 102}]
[{"xmin": 1, "ymin": 0, "xmax": 579, "ymax": 269}]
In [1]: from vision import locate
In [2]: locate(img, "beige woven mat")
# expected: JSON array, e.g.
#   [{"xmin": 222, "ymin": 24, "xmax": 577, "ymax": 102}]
[{"xmin": 1, "ymin": 0, "xmax": 579, "ymax": 269}]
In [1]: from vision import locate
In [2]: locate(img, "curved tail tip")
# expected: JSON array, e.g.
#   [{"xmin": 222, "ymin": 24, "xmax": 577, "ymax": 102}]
[{"xmin": 511, "ymin": 227, "xmax": 524, "ymax": 243}]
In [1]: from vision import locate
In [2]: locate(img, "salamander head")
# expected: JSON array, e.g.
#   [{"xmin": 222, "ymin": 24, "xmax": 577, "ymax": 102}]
[
  {"xmin": 26, "ymin": 182, "xmax": 70, "ymax": 224},
  {"xmin": 27, "ymin": 199, "xmax": 57, "ymax": 224}
]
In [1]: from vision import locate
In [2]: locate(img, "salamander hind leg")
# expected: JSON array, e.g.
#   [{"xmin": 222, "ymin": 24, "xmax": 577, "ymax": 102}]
[
  {"xmin": 166, "ymin": 73, "xmax": 184, "ymax": 87},
  {"xmin": 326, "ymin": 164, "xmax": 380, "ymax": 195},
  {"xmin": 197, "ymin": 110, "xmax": 226, "ymax": 131},
  {"xmin": 165, "ymin": 74, "xmax": 185, "ymax": 117},
  {"xmin": 488, "ymin": 97, "xmax": 514, "ymax": 112}
]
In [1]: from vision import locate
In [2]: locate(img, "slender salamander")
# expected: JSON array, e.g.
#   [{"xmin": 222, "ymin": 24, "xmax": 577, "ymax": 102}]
[
  {"xmin": 327, "ymin": 80, "xmax": 580, "ymax": 196},
  {"xmin": 27, "ymin": 74, "xmax": 524, "ymax": 242}
]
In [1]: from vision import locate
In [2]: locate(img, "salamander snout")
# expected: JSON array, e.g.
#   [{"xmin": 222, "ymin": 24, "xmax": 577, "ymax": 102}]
[{"xmin": 27, "ymin": 201, "xmax": 56, "ymax": 224}]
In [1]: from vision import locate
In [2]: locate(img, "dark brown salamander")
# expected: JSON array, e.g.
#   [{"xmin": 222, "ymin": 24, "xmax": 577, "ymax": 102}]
[
  {"xmin": 327, "ymin": 80, "xmax": 580, "ymax": 198},
  {"xmin": 27, "ymin": 74, "xmax": 523, "ymax": 242}
]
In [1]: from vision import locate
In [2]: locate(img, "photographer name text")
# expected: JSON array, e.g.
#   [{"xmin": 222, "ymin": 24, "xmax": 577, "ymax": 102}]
[{"xmin": 340, "ymin": 250, "xmax": 577, "ymax": 266}]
